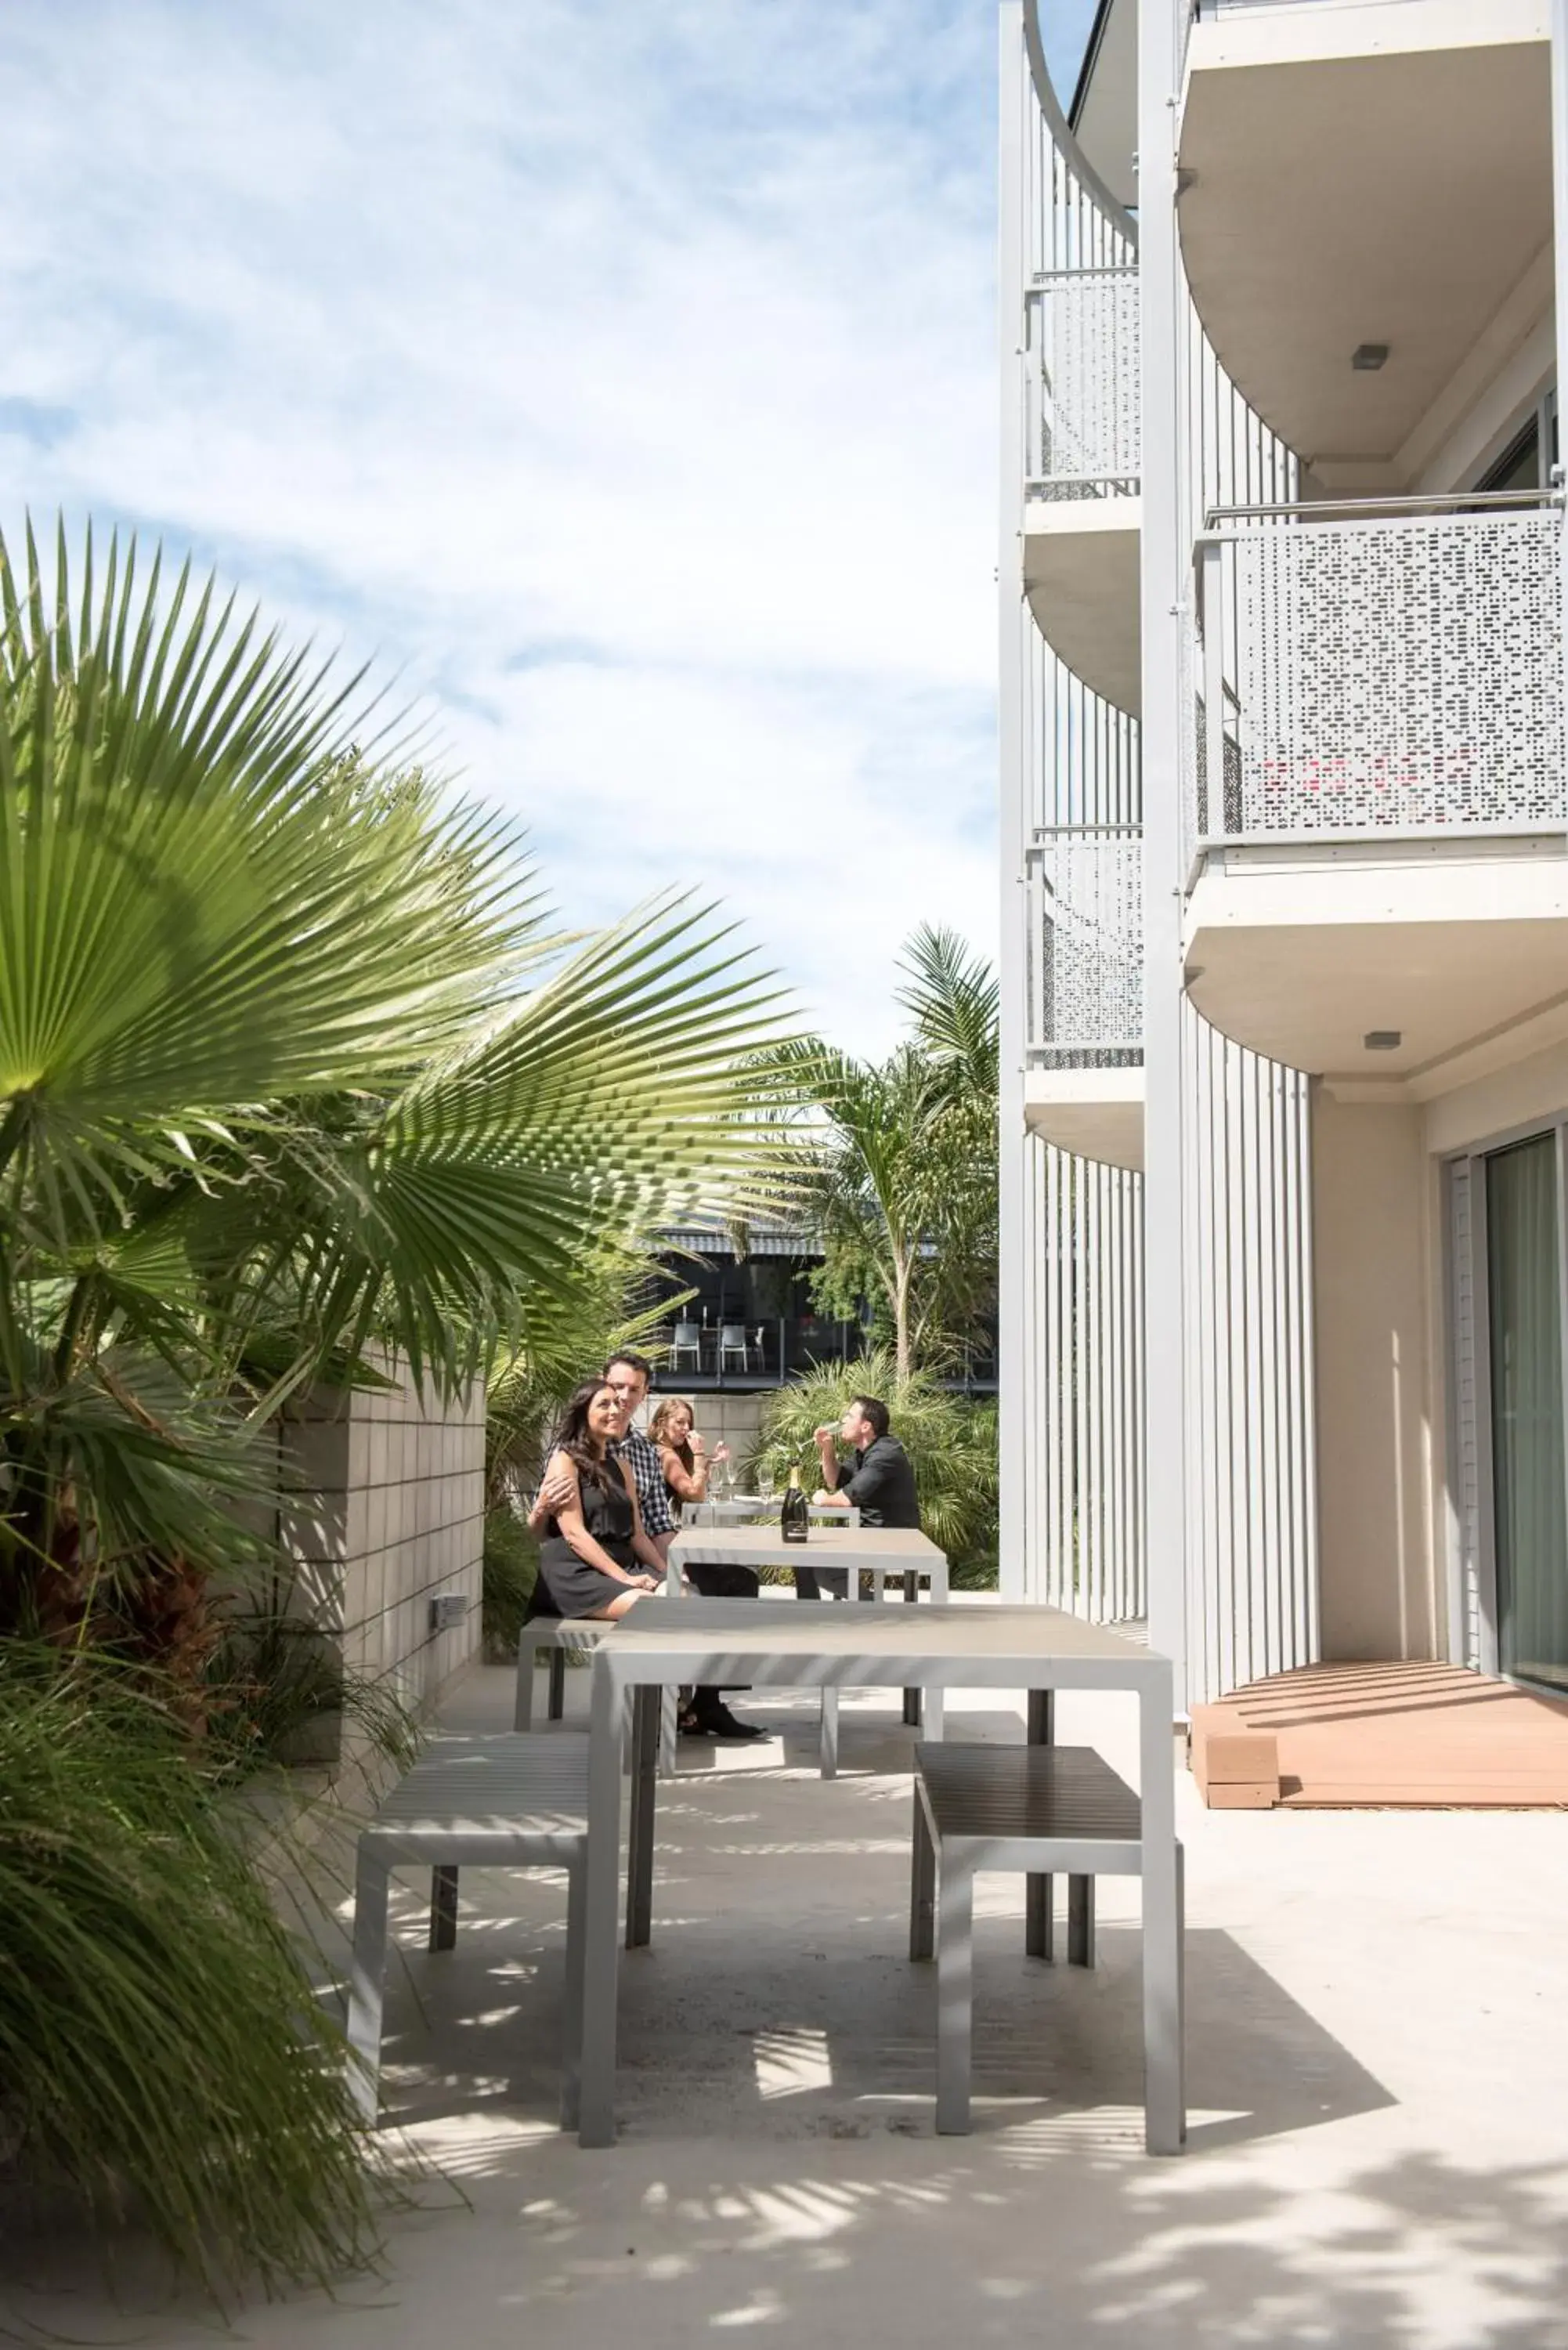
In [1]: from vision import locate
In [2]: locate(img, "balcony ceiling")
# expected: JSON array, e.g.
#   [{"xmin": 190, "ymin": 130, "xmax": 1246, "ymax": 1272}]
[
  {"xmin": 1068, "ymin": 0, "xmax": 1137, "ymax": 216},
  {"xmin": 1022, "ymin": 498, "xmax": 1141, "ymax": 714},
  {"xmin": 1024, "ymin": 1066, "xmax": 1144, "ymax": 1171},
  {"xmin": 1178, "ymin": 3, "xmax": 1551, "ymax": 475},
  {"xmin": 1183, "ymin": 846, "xmax": 1568, "ymax": 1089}
]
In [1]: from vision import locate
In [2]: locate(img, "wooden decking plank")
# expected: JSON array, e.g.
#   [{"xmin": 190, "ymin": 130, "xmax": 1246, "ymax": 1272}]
[{"xmin": 1191, "ymin": 1660, "xmax": 1568, "ymax": 1810}]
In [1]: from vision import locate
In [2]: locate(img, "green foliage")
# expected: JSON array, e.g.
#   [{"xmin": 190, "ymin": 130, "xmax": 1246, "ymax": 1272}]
[
  {"xmin": 779, "ymin": 926, "xmax": 996, "ymax": 1380},
  {"xmin": 752, "ymin": 1349, "xmax": 999, "ymax": 1585},
  {"xmin": 0, "ymin": 1647, "xmax": 393, "ymax": 2302},
  {"xmin": 482, "ymin": 1504, "xmax": 539, "ymax": 1664},
  {"xmin": 483, "ymin": 1242, "xmax": 686, "ymax": 1515},
  {"xmin": 201, "ymin": 1587, "xmax": 421, "ymax": 1774},
  {"xmin": 0, "ymin": 517, "xmax": 803, "ymax": 2303},
  {"xmin": 0, "ymin": 518, "xmax": 797, "ymax": 1654}
]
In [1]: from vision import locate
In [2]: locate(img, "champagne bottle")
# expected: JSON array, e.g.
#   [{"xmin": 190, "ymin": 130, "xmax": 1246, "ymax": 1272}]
[{"xmin": 780, "ymin": 1465, "xmax": 810, "ymax": 1544}]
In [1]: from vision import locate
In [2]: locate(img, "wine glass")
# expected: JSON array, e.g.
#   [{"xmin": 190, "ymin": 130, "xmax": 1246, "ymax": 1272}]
[{"xmin": 754, "ymin": 1459, "xmax": 775, "ymax": 1508}]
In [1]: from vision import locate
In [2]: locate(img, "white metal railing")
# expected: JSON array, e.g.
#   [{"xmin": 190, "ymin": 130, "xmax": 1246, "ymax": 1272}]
[
  {"xmin": 1021, "ymin": 1, "xmax": 1139, "ymax": 504},
  {"xmin": 1026, "ymin": 822, "xmax": 1143, "ymax": 1065},
  {"xmin": 1026, "ymin": 266, "xmax": 1140, "ymax": 498},
  {"xmin": 1198, "ymin": 0, "xmax": 1382, "ymax": 12},
  {"xmin": 1190, "ymin": 494, "xmax": 1567, "ymax": 854}
]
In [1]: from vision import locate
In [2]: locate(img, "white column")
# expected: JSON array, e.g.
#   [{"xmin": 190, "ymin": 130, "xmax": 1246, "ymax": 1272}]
[
  {"xmin": 1553, "ymin": 2, "xmax": 1568, "ymax": 461},
  {"xmin": 997, "ymin": 1, "xmax": 1031, "ymax": 1604},
  {"xmin": 1138, "ymin": 0, "xmax": 1190, "ymax": 1706}
]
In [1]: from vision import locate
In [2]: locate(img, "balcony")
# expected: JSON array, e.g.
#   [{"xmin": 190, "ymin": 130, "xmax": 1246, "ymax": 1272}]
[
  {"xmin": 1183, "ymin": 494, "xmax": 1568, "ymax": 1086},
  {"xmin": 1178, "ymin": 1, "xmax": 1550, "ymax": 488},
  {"xmin": 1023, "ymin": 265, "xmax": 1142, "ymax": 713},
  {"xmin": 1024, "ymin": 822, "xmax": 1144, "ymax": 1166}
]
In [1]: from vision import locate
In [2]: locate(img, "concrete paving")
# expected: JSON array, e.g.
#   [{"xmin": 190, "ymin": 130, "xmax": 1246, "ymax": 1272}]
[{"xmin": 8, "ymin": 1660, "xmax": 1568, "ymax": 2347}]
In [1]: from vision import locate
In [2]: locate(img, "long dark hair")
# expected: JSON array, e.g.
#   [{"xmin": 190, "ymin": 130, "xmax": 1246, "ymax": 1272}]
[{"xmin": 548, "ymin": 1380, "xmax": 620, "ymax": 1494}]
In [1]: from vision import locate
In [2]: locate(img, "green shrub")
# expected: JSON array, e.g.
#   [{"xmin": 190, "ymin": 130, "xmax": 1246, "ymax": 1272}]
[
  {"xmin": 752, "ymin": 1350, "xmax": 999, "ymax": 1587},
  {"xmin": 201, "ymin": 1595, "xmax": 420, "ymax": 1775},
  {"xmin": 482, "ymin": 1505, "xmax": 539, "ymax": 1661},
  {"xmin": 0, "ymin": 1649, "xmax": 390, "ymax": 2302}
]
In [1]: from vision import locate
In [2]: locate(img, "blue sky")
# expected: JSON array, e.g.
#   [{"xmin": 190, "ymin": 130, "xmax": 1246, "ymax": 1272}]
[{"xmin": 3, "ymin": 0, "xmax": 1097, "ymax": 1055}]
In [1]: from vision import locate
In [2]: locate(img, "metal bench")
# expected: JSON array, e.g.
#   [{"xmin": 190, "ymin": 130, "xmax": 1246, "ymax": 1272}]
[
  {"xmin": 909, "ymin": 1741, "xmax": 1185, "ymax": 2135},
  {"xmin": 346, "ymin": 1732, "xmax": 590, "ymax": 2130},
  {"xmin": 514, "ymin": 1617, "xmax": 607, "ymax": 1729},
  {"xmin": 515, "ymin": 1603, "xmax": 845, "ymax": 1776}
]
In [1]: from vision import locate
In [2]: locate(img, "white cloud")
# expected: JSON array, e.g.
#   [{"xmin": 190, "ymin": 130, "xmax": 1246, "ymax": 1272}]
[{"xmin": 0, "ymin": 0, "xmax": 1003, "ymax": 1055}]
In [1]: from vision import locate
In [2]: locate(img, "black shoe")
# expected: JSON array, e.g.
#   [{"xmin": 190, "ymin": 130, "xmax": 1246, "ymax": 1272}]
[{"xmin": 696, "ymin": 1701, "xmax": 765, "ymax": 1741}]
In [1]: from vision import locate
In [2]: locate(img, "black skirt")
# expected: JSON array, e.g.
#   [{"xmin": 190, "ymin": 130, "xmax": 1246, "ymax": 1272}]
[{"xmin": 534, "ymin": 1542, "xmax": 647, "ymax": 1620}]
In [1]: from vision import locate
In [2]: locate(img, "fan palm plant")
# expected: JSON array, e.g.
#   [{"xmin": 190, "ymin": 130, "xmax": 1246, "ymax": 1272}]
[
  {"xmin": 0, "ymin": 519, "xmax": 796, "ymax": 1648},
  {"xmin": 0, "ymin": 517, "xmax": 798, "ymax": 2295}
]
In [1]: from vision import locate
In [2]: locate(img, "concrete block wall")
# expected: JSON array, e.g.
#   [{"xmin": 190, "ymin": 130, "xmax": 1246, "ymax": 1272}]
[
  {"xmin": 280, "ymin": 1357, "xmax": 486, "ymax": 1728},
  {"xmin": 653, "ymin": 1389, "xmax": 770, "ymax": 1466}
]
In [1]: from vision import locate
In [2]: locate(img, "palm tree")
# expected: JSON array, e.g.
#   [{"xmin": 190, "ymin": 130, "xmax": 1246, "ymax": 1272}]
[
  {"xmin": 0, "ymin": 519, "xmax": 795, "ymax": 1647},
  {"xmin": 779, "ymin": 925, "xmax": 997, "ymax": 1382}
]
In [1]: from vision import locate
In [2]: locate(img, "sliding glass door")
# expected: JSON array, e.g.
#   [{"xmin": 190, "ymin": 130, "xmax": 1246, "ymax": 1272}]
[{"xmin": 1486, "ymin": 1133, "xmax": 1568, "ymax": 1693}]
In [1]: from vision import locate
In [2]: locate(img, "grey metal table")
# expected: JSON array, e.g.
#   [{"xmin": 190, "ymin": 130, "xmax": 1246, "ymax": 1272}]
[
  {"xmin": 668, "ymin": 1521, "xmax": 947, "ymax": 1603},
  {"xmin": 669, "ymin": 1521, "xmax": 952, "ymax": 1741},
  {"xmin": 681, "ymin": 1498, "xmax": 859, "ymax": 1528},
  {"xmin": 577, "ymin": 1603, "xmax": 1183, "ymax": 2154}
]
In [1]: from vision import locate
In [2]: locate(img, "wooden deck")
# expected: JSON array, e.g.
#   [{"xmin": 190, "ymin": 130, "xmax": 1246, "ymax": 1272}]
[{"xmin": 1190, "ymin": 1660, "xmax": 1568, "ymax": 1809}]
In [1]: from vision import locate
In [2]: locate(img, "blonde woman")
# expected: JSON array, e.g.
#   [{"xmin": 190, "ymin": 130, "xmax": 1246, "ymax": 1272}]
[
  {"xmin": 648, "ymin": 1397, "xmax": 760, "ymax": 1740},
  {"xmin": 649, "ymin": 1396, "xmax": 729, "ymax": 1513}
]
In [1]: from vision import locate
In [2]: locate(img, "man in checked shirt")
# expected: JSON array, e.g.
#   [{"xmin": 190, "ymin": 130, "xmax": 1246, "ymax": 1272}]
[{"xmin": 530, "ymin": 1350, "xmax": 762, "ymax": 1739}]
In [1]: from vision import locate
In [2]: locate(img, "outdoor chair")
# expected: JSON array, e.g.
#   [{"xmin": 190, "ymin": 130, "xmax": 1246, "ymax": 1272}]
[
  {"xmin": 346, "ymin": 1732, "xmax": 590, "ymax": 2131},
  {"xmin": 908, "ymin": 1741, "xmax": 1184, "ymax": 2134},
  {"xmin": 717, "ymin": 1321, "xmax": 750, "ymax": 1373},
  {"xmin": 670, "ymin": 1319, "xmax": 703, "ymax": 1372}
]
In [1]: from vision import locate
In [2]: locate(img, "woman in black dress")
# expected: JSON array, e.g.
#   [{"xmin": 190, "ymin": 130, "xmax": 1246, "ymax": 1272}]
[{"xmin": 533, "ymin": 1380, "xmax": 665, "ymax": 1619}]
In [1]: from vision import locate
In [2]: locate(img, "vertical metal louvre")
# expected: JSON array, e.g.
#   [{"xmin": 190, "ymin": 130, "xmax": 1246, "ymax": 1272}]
[
  {"xmin": 1012, "ymin": 15, "xmax": 1146, "ymax": 1624},
  {"xmin": 1167, "ymin": 167, "xmax": 1320, "ymax": 1702},
  {"xmin": 1180, "ymin": 1013, "xmax": 1318, "ymax": 1701},
  {"xmin": 1024, "ymin": 1133, "xmax": 1146, "ymax": 1621}
]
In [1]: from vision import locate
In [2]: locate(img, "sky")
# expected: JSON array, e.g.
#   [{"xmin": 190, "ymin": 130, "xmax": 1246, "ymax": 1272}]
[{"xmin": 2, "ymin": 0, "xmax": 1097, "ymax": 1058}]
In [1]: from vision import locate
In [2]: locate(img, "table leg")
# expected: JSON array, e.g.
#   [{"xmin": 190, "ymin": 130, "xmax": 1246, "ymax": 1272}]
[
  {"xmin": 345, "ymin": 1846, "xmax": 388, "ymax": 2127},
  {"xmin": 1140, "ymin": 1672, "xmax": 1185, "ymax": 2156},
  {"xmin": 514, "ymin": 1636, "xmax": 536, "ymax": 1730},
  {"xmin": 560, "ymin": 1849, "xmax": 587, "ymax": 2133},
  {"xmin": 909, "ymin": 1785, "xmax": 935, "ymax": 1961},
  {"xmin": 578, "ymin": 1662, "xmax": 626, "ymax": 2147},
  {"xmin": 925, "ymin": 1558, "xmax": 948, "ymax": 1741},
  {"xmin": 1067, "ymin": 1875, "xmax": 1095, "ymax": 1968},
  {"xmin": 819, "ymin": 1687, "xmax": 839, "ymax": 1777},
  {"xmin": 1025, "ymin": 1687, "xmax": 1054, "ymax": 1961},
  {"xmin": 935, "ymin": 1856, "xmax": 974, "ymax": 2135},
  {"xmin": 626, "ymin": 1683, "xmax": 659, "ymax": 1949},
  {"xmin": 428, "ymin": 1864, "xmax": 459, "ymax": 1951},
  {"xmin": 901, "ymin": 1569, "xmax": 921, "ymax": 1726}
]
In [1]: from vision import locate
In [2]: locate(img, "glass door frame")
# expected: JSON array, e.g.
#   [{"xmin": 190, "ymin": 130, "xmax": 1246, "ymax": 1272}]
[{"xmin": 1446, "ymin": 1116, "xmax": 1568, "ymax": 1687}]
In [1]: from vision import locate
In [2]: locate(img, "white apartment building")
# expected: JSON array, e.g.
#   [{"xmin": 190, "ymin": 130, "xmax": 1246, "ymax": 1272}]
[{"xmin": 999, "ymin": 0, "xmax": 1568, "ymax": 1717}]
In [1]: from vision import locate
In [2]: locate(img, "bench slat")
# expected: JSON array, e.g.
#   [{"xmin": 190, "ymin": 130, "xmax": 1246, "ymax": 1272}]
[{"xmin": 915, "ymin": 1741, "xmax": 1141, "ymax": 1844}]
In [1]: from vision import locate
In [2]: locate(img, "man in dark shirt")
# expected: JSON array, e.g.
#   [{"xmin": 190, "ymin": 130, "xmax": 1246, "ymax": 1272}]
[{"xmin": 798, "ymin": 1394, "xmax": 920, "ymax": 1600}]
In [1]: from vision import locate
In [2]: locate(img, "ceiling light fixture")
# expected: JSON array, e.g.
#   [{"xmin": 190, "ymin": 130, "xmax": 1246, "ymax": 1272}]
[
  {"xmin": 1353, "ymin": 343, "xmax": 1389, "ymax": 372},
  {"xmin": 1364, "ymin": 1029, "xmax": 1402, "ymax": 1051}
]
